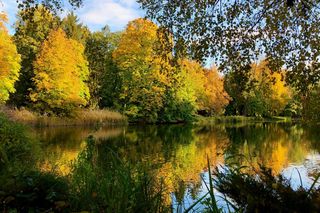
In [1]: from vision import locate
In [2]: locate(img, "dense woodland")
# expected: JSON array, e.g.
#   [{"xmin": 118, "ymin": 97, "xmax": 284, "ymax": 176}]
[{"xmin": 0, "ymin": 3, "xmax": 319, "ymax": 123}]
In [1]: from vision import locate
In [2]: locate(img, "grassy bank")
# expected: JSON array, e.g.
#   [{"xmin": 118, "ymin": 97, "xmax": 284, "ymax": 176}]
[
  {"xmin": 1, "ymin": 107, "xmax": 127, "ymax": 127},
  {"xmin": 195, "ymin": 115, "xmax": 293, "ymax": 126}
]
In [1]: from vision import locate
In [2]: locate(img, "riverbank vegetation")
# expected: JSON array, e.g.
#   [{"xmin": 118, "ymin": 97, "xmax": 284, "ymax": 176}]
[
  {"xmin": 1, "ymin": 4, "xmax": 319, "ymax": 124},
  {"xmin": 1, "ymin": 107, "xmax": 126, "ymax": 126}
]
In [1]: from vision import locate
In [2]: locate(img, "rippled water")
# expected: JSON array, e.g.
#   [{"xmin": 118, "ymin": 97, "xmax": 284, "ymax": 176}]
[{"xmin": 32, "ymin": 122, "xmax": 320, "ymax": 211}]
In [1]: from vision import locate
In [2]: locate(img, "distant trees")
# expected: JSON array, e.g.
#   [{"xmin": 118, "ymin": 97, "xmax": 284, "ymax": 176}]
[
  {"xmin": 303, "ymin": 86, "xmax": 320, "ymax": 122},
  {"xmin": 203, "ymin": 67, "xmax": 230, "ymax": 115},
  {"xmin": 225, "ymin": 61, "xmax": 291, "ymax": 117},
  {"xmin": 30, "ymin": 28, "xmax": 89, "ymax": 114},
  {"xmin": 0, "ymin": 14, "xmax": 21, "ymax": 103}
]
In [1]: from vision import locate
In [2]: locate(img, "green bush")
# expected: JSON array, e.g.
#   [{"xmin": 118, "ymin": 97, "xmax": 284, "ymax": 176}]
[
  {"xmin": 1, "ymin": 170, "xmax": 69, "ymax": 211},
  {"xmin": 0, "ymin": 113, "xmax": 39, "ymax": 171},
  {"xmin": 0, "ymin": 113, "xmax": 68, "ymax": 212}
]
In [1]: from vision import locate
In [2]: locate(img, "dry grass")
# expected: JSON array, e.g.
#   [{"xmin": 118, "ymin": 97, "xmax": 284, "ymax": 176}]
[{"xmin": 1, "ymin": 107, "xmax": 127, "ymax": 127}]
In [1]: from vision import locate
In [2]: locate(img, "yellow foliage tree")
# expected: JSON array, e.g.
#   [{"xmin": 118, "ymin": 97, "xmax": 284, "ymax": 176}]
[
  {"xmin": 176, "ymin": 59, "xmax": 207, "ymax": 111},
  {"xmin": 113, "ymin": 18, "xmax": 172, "ymax": 122},
  {"xmin": 176, "ymin": 60, "xmax": 230, "ymax": 115},
  {"xmin": 30, "ymin": 28, "xmax": 90, "ymax": 114},
  {"xmin": 0, "ymin": 13, "xmax": 21, "ymax": 103},
  {"xmin": 251, "ymin": 61, "xmax": 292, "ymax": 115}
]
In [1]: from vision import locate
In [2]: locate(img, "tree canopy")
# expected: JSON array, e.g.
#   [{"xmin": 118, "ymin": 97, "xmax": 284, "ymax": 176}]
[
  {"xmin": 138, "ymin": 0, "xmax": 320, "ymax": 83},
  {"xmin": 16, "ymin": 0, "xmax": 83, "ymax": 12}
]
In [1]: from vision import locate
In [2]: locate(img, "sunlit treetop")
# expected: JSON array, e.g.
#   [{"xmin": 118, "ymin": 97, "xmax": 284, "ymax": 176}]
[
  {"xmin": 0, "ymin": 12, "xmax": 8, "ymax": 32},
  {"xmin": 138, "ymin": 0, "xmax": 320, "ymax": 76}
]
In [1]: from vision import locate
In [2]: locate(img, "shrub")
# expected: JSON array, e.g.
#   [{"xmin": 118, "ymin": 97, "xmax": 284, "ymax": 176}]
[{"xmin": 0, "ymin": 113, "xmax": 39, "ymax": 171}]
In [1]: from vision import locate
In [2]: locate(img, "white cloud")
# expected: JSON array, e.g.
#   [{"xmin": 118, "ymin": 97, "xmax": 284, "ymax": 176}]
[
  {"xmin": 0, "ymin": 0, "xmax": 144, "ymax": 33},
  {"xmin": 78, "ymin": 0, "xmax": 144, "ymax": 31}
]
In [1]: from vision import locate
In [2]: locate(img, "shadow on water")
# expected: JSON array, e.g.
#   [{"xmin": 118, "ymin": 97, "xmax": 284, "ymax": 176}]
[{"xmin": 32, "ymin": 122, "xmax": 320, "ymax": 210}]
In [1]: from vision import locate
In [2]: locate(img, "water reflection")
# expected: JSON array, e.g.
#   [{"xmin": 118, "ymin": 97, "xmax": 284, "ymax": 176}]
[{"xmin": 33, "ymin": 123, "xmax": 320, "ymax": 209}]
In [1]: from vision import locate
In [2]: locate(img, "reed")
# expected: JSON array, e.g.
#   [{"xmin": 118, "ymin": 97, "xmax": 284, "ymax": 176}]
[{"xmin": 1, "ymin": 107, "xmax": 127, "ymax": 127}]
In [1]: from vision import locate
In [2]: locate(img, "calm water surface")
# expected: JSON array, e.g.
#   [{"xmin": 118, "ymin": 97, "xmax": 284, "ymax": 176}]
[{"xmin": 32, "ymin": 123, "xmax": 320, "ymax": 211}]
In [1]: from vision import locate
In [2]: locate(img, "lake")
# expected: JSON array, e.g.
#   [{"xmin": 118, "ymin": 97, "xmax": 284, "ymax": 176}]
[{"xmin": 32, "ymin": 122, "xmax": 320, "ymax": 211}]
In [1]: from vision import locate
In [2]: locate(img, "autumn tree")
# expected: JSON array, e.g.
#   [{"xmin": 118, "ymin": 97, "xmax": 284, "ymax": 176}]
[
  {"xmin": 174, "ymin": 59, "xmax": 207, "ymax": 114},
  {"xmin": 85, "ymin": 26, "xmax": 122, "ymax": 108},
  {"xmin": 0, "ymin": 13, "xmax": 21, "ymax": 103},
  {"xmin": 10, "ymin": 6, "xmax": 59, "ymax": 106},
  {"xmin": 225, "ymin": 61, "xmax": 291, "ymax": 117},
  {"xmin": 251, "ymin": 61, "xmax": 292, "ymax": 116},
  {"xmin": 30, "ymin": 28, "xmax": 90, "ymax": 114},
  {"xmin": 113, "ymin": 18, "xmax": 173, "ymax": 122},
  {"xmin": 203, "ymin": 67, "xmax": 230, "ymax": 115}
]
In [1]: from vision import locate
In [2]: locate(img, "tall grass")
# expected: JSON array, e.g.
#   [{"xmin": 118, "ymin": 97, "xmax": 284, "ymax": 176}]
[{"xmin": 1, "ymin": 107, "xmax": 127, "ymax": 126}]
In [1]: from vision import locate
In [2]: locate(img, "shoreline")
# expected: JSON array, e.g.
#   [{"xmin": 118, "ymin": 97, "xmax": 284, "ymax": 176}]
[{"xmin": 1, "ymin": 107, "xmax": 127, "ymax": 127}]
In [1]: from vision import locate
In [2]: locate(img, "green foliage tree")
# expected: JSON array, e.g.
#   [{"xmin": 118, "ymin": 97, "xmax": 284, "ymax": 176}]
[
  {"xmin": 30, "ymin": 28, "xmax": 90, "ymax": 114},
  {"xmin": 302, "ymin": 85, "xmax": 320, "ymax": 122},
  {"xmin": 175, "ymin": 59, "xmax": 207, "ymax": 113},
  {"xmin": 85, "ymin": 26, "xmax": 122, "ymax": 108},
  {"xmin": 61, "ymin": 12, "xmax": 90, "ymax": 44},
  {"xmin": 224, "ymin": 67, "xmax": 252, "ymax": 115},
  {"xmin": 10, "ymin": 6, "xmax": 59, "ymax": 106},
  {"xmin": 0, "ymin": 13, "xmax": 21, "ymax": 103}
]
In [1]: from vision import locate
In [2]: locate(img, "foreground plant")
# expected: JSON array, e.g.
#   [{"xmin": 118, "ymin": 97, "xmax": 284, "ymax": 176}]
[
  {"xmin": 69, "ymin": 136, "xmax": 170, "ymax": 212},
  {"xmin": 213, "ymin": 165, "xmax": 320, "ymax": 212}
]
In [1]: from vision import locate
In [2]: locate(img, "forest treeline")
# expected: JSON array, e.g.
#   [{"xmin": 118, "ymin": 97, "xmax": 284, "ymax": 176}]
[{"xmin": 0, "ymin": 6, "xmax": 318, "ymax": 123}]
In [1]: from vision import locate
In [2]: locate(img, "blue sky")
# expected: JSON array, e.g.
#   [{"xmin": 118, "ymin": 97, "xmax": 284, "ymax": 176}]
[{"xmin": 0, "ymin": 0, "xmax": 145, "ymax": 33}]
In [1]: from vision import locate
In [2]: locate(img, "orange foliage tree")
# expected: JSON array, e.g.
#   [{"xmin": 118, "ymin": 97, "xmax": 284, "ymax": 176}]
[
  {"xmin": 177, "ymin": 60, "xmax": 230, "ymax": 116},
  {"xmin": 203, "ymin": 67, "xmax": 230, "ymax": 115}
]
